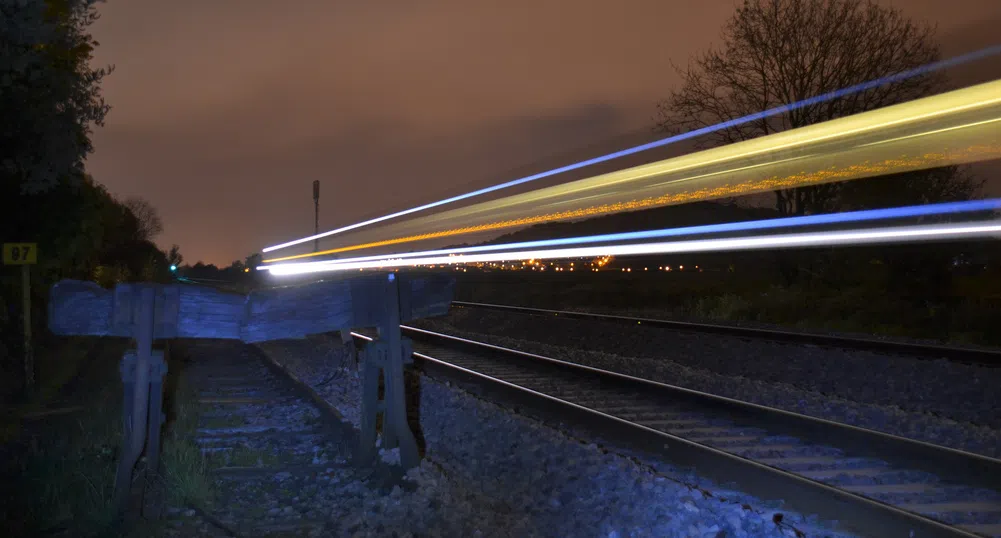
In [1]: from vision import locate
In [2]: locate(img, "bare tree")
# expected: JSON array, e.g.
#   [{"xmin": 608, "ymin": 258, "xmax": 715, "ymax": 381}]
[
  {"xmin": 166, "ymin": 244, "xmax": 183, "ymax": 267},
  {"xmin": 655, "ymin": 0, "xmax": 951, "ymax": 216},
  {"xmin": 125, "ymin": 197, "xmax": 164, "ymax": 240}
]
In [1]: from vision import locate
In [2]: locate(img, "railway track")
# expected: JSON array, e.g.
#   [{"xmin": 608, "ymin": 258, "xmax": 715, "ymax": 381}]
[
  {"xmin": 451, "ymin": 301, "xmax": 1001, "ymax": 366},
  {"xmin": 393, "ymin": 325, "xmax": 1001, "ymax": 538},
  {"xmin": 161, "ymin": 340, "xmax": 395, "ymax": 537}
]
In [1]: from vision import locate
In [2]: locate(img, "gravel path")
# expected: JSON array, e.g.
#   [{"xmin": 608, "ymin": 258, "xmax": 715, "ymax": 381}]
[
  {"xmin": 255, "ymin": 333, "xmax": 857, "ymax": 537},
  {"xmin": 412, "ymin": 309, "xmax": 1001, "ymax": 459},
  {"xmin": 159, "ymin": 339, "xmax": 564, "ymax": 537}
]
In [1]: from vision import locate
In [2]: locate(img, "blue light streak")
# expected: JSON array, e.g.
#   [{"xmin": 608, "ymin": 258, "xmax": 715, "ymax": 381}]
[
  {"xmin": 263, "ymin": 199, "xmax": 1001, "ymax": 270},
  {"xmin": 263, "ymin": 44, "xmax": 1001, "ymax": 254},
  {"xmin": 268, "ymin": 221, "xmax": 1001, "ymax": 275}
]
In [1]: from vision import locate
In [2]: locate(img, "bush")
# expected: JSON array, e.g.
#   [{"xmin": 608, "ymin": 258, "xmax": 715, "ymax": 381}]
[{"xmin": 690, "ymin": 294, "xmax": 752, "ymax": 321}]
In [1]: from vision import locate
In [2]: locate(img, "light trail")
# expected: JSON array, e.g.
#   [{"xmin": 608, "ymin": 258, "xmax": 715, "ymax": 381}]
[
  {"xmin": 261, "ymin": 45, "xmax": 1001, "ymax": 254},
  {"xmin": 263, "ymin": 79, "xmax": 1001, "ymax": 263},
  {"xmin": 264, "ymin": 142, "xmax": 1001, "ymax": 263},
  {"xmin": 259, "ymin": 199, "xmax": 1001, "ymax": 272},
  {"xmin": 264, "ymin": 221, "xmax": 1001, "ymax": 276}
]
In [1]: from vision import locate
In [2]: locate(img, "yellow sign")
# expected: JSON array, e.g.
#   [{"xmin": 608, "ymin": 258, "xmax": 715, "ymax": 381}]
[{"xmin": 3, "ymin": 243, "xmax": 37, "ymax": 265}]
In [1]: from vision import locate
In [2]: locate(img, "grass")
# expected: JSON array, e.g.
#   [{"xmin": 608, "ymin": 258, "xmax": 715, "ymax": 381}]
[
  {"xmin": 1, "ymin": 338, "xmax": 222, "ymax": 537},
  {"xmin": 0, "ymin": 336, "xmax": 101, "ymax": 408},
  {"xmin": 456, "ymin": 270, "xmax": 1001, "ymax": 346},
  {"xmin": 20, "ymin": 413, "xmax": 121, "ymax": 531},
  {"xmin": 678, "ymin": 284, "xmax": 1001, "ymax": 345},
  {"xmin": 31, "ymin": 336, "xmax": 100, "ymax": 403},
  {"xmin": 0, "ymin": 337, "xmax": 128, "ymax": 537},
  {"xmin": 690, "ymin": 293, "xmax": 752, "ymax": 322},
  {"xmin": 158, "ymin": 350, "xmax": 214, "ymax": 509}
]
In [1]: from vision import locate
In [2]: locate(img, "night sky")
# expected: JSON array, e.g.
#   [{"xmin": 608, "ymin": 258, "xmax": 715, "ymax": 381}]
[{"xmin": 86, "ymin": 1, "xmax": 1001, "ymax": 265}]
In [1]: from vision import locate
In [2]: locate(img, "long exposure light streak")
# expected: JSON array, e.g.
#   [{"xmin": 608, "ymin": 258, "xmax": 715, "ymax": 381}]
[
  {"xmin": 263, "ymin": 136, "xmax": 1001, "ymax": 263},
  {"xmin": 261, "ymin": 45, "xmax": 1001, "ymax": 254},
  {"xmin": 264, "ymin": 221, "xmax": 1001, "ymax": 276},
  {"xmin": 262, "ymin": 79, "xmax": 1001, "ymax": 264},
  {"xmin": 259, "ymin": 199, "xmax": 1001, "ymax": 272}
]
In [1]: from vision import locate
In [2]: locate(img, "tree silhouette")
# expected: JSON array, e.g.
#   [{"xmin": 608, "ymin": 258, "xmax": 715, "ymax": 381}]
[
  {"xmin": 244, "ymin": 253, "xmax": 263, "ymax": 271},
  {"xmin": 1, "ymin": 0, "xmax": 113, "ymax": 194},
  {"xmin": 166, "ymin": 244, "xmax": 183, "ymax": 267},
  {"xmin": 125, "ymin": 196, "xmax": 164, "ymax": 240},
  {"xmin": 654, "ymin": 0, "xmax": 977, "ymax": 216}
]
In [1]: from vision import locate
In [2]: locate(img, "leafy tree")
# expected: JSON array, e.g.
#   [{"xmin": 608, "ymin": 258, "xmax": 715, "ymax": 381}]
[
  {"xmin": 186, "ymin": 262, "xmax": 222, "ymax": 281},
  {"xmin": 244, "ymin": 253, "xmax": 263, "ymax": 271},
  {"xmin": 1, "ymin": 0, "xmax": 113, "ymax": 194},
  {"xmin": 654, "ymin": 0, "xmax": 978, "ymax": 216},
  {"xmin": 0, "ymin": 1, "xmax": 165, "ymax": 396}
]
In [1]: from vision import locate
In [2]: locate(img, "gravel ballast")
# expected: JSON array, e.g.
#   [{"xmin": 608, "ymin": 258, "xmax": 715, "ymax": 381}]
[
  {"xmin": 254, "ymin": 334, "xmax": 856, "ymax": 537},
  {"xmin": 411, "ymin": 308, "xmax": 1001, "ymax": 459}
]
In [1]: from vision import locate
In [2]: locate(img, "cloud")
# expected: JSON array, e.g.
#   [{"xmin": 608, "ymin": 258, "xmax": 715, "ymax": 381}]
[
  {"xmin": 92, "ymin": 100, "xmax": 639, "ymax": 263},
  {"xmin": 938, "ymin": 13, "xmax": 1001, "ymax": 88},
  {"xmin": 86, "ymin": 0, "xmax": 1001, "ymax": 264}
]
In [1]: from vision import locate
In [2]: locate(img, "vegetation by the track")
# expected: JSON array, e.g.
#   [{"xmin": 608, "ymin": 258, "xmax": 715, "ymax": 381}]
[
  {"xmin": 455, "ymin": 265, "xmax": 1001, "ymax": 346},
  {"xmin": 158, "ymin": 344, "xmax": 214, "ymax": 510},
  {"xmin": 0, "ymin": 337, "xmax": 129, "ymax": 537}
]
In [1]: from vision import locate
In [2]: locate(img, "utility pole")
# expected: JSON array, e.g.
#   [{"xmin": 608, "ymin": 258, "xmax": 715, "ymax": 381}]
[{"xmin": 312, "ymin": 180, "xmax": 320, "ymax": 252}]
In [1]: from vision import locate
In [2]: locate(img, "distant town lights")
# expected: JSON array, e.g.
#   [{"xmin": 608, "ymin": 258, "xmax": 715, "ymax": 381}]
[{"xmin": 263, "ymin": 220, "xmax": 1001, "ymax": 276}]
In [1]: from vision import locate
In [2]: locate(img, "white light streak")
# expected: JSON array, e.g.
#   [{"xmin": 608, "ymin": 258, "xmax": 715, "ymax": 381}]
[
  {"xmin": 261, "ymin": 52, "xmax": 1001, "ymax": 255},
  {"xmin": 263, "ymin": 221, "xmax": 1001, "ymax": 276}
]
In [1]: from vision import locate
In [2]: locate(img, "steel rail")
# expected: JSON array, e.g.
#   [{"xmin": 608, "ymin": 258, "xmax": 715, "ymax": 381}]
[
  {"xmin": 452, "ymin": 300, "xmax": 1001, "ymax": 366},
  {"xmin": 381, "ymin": 325, "xmax": 1001, "ymax": 538}
]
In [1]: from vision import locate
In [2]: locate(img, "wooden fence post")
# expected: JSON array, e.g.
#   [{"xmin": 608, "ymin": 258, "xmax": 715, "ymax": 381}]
[
  {"xmin": 113, "ymin": 286, "xmax": 159, "ymax": 519},
  {"xmin": 355, "ymin": 273, "xmax": 419, "ymax": 469},
  {"xmin": 47, "ymin": 274, "xmax": 455, "ymax": 478},
  {"xmin": 141, "ymin": 348, "xmax": 167, "ymax": 519},
  {"xmin": 114, "ymin": 351, "xmax": 138, "ymax": 515},
  {"xmin": 382, "ymin": 273, "xmax": 419, "ymax": 469}
]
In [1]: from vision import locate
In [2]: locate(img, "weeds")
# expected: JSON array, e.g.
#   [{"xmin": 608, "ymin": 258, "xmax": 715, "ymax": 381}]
[
  {"xmin": 0, "ymin": 337, "xmax": 125, "ymax": 537},
  {"xmin": 690, "ymin": 293, "xmax": 752, "ymax": 321},
  {"xmin": 159, "ymin": 372, "xmax": 214, "ymax": 508},
  {"xmin": 457, "ymin": 271, "xmax": 1001, "ymax": 345},
  {"xmin": 678, "ymin": 285, "xmax": 999, "ymax": 345},
  {"xmin": 23, "ymin": 415, "xmax": 120, "ymax": 533}
]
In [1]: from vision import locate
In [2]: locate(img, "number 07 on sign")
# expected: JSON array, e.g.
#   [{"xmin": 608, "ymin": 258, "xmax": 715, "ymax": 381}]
[
  {"xmin": 4, "ymin": 243, "xmax": 37, "ymax": 391},
  {"xmin": 4, "ymin": 243, "xmax": 37, "ymax": 265}
]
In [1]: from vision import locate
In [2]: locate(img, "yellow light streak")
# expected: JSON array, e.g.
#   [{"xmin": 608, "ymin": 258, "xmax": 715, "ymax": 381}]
[
  {"xmin": 859, "ymin": 116, "xmax": 1001, "ymax": 148},
  {"xmin": 355, "ymin": 81, "xmax": 1001, "ymax": 238},
  {"xmin": 265, "ymin": 81, "xmax": 1001, "ymax": 264},
  {"xmin": 264, "ymin": 141, "xmax": 1001, "ymax": 263}
]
